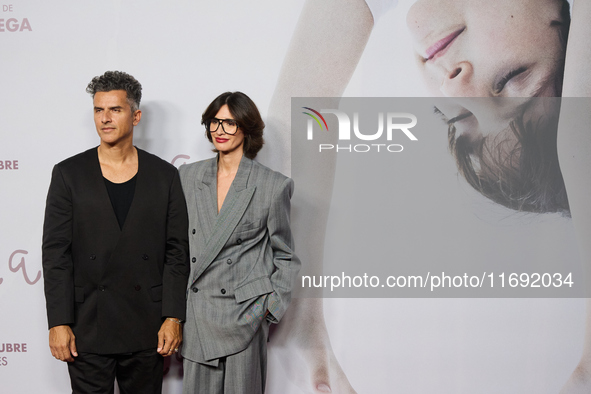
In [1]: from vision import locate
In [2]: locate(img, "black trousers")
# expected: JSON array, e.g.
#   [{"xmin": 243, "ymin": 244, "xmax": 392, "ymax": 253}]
[{"xmin": 67, "ymin": 349, "xmax": 163, "ymax": 394}]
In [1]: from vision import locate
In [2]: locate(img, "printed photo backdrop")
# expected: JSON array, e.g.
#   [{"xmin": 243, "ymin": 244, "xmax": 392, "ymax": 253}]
[{"xmin": 0, "ymin": 0, "xmax": 585, "ymax": 393}]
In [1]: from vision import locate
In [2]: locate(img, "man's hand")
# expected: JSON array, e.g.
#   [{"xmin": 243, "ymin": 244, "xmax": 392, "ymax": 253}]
[
  {"xmin": 157, "ymin": 318, "xmax": 182, "ymax": 357},
  {"xmin": 49, "ymin": 325, "xmax": 77, "ymax": 362}
]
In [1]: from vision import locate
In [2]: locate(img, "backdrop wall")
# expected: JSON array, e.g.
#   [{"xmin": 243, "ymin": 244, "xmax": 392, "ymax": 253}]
[{"xmin": 0, "ymin": 1, "xmax": 584, "ymax": 393}]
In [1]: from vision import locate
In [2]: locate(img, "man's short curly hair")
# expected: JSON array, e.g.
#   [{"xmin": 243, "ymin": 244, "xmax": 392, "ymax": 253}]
[
  {"xmin": 201, "ymin": 92, "xmax": 265, "ymax": 159},
  {"xmin": 86, "ymin": 71, "xmax": 142, "ymax": 112}
]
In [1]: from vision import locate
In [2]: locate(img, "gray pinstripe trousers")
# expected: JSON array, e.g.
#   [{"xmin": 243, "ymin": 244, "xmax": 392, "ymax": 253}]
[{"xmin": 182, "ymin": 320, "xmax": 269, "ymax": 394}]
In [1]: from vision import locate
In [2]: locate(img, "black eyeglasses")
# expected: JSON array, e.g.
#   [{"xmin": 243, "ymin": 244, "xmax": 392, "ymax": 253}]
[{"xmin": 205, "ymin": 118, "xmax": 239, "ymax": 135}]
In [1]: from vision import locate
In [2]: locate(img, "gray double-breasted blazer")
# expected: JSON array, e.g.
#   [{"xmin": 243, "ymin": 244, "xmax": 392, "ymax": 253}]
[{"xmin": 179, "ymin": 155, "xmax": 300, "ymax": 365}]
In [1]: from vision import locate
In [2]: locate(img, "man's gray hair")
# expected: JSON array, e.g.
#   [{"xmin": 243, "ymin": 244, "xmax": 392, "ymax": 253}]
[{"xmin": 86, "ymin": 71, "xmax": 142, "ymax": 112}]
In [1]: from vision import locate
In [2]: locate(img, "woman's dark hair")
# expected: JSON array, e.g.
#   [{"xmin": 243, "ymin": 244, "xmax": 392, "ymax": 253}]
[
  {"xmin": 450, "ymin": 0, "xmax": 571, "ymax": 215},
  {"xmin": 201, "ymin": 91, "xmax": 265, "ymax": 159},
  {"xmin": 449, "ymin": 99, "xmax": 570, "ymax": 215}
]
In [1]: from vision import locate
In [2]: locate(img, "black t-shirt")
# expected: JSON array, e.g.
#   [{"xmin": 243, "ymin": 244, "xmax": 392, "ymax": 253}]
[{"xmin": 104, "ymin": 174, "xmax": 137, "ymax": 229}]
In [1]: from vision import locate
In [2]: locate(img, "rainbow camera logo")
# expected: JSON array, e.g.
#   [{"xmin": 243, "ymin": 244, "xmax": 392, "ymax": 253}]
[{"xmin": 302, "ymin": 107, "xmax": 328, "ymax": 139}]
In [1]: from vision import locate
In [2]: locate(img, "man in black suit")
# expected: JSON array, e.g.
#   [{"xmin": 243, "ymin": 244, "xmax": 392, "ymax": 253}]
[{"xmin": 42, "ymin": 71, "xmax": 189, "ymax": 394}]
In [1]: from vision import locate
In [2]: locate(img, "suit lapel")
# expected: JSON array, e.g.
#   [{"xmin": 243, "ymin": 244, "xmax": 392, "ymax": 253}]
[
  {"xmin": 192, "ymin": 156, "xmax": 257, "ymax": 283},
  {"xmin": 194, "ymin": 158, "xmax": 218, "ymax": 243}
]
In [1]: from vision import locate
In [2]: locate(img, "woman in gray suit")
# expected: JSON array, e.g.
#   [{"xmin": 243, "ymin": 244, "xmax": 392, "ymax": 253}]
[{"xmin": 179, "ymin": 92, "xmax": 300, "ymax": 394}]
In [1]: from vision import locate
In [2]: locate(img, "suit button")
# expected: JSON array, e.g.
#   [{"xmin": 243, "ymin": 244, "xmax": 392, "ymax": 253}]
[
  {"xmin": 134, "ymin": 285, "xmax": 141, "ymax": 291},
  {"xmin": 192, "ymin": 229, "xmax": 196, "ymax": 234},
  {"xmin": 142, "ymin": 254, "xmax": 149, "ymax": 260},
  {"xmin": 90, "ymin": 254, "xmax": 96, "ymax": 260},
  {"xmin": 192, "ymin": 287, "xmax": 198, "ymax": 293},
  {"xmin": 226, "ymin": 259, "xmax": 232, "ymax": 265},
  {"xmin": 192, "ymin": 257, "xmax": 196, "ymax": 263},
  {"xmin": 221, "ymin": 289, "xmax": 226, "ymax": 294},
  {"xmin": 236, "ymin": 238, "xmax": 242, "ymax": 245},
  {"xmin": 98, "ymin": 285, "xmax": 105, "ymax": 291}
]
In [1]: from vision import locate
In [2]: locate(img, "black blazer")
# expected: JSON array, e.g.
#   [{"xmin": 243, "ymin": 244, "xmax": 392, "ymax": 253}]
[{"xmin": 42, "ymin": 147, "xmax": 189, "ymax": 354}]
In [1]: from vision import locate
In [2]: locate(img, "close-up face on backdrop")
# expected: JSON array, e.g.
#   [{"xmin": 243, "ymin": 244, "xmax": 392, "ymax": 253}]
[
  {"xmin": 407, "ymin": 0, "xmax": 568, "ymax": 98},
  {"xmin": 406, "ymin": 0, "xmax": 571, "ymax": 214}
]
